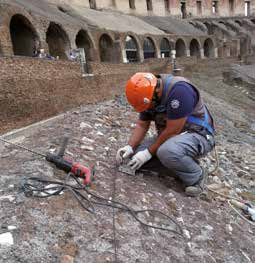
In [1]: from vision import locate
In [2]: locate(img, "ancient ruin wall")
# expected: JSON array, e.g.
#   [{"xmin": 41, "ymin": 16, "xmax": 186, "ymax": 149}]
[
  {"xmin": 0, "ymin": 57, "xmax": 171, "ymax": 133},
  {"xmin": 48, "ymin": 0, "xmax": 254, "ymax": 17}
]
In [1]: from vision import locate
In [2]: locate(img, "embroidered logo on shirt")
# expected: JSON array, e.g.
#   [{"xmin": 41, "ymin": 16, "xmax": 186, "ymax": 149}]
[{"xmin": 170, "ymin": 99, "xmax": 180, "ymax": 109}]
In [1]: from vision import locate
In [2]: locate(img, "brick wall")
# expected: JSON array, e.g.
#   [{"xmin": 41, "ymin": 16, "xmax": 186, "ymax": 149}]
[{"xmin": 0, "ymin": 57, "xmax": 171, "ymax": 133}]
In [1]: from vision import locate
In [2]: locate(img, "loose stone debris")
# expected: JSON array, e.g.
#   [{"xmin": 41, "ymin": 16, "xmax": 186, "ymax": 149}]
[{"xmin": 0, "ymin": 70, "xmax": 254, "ymax": 262}]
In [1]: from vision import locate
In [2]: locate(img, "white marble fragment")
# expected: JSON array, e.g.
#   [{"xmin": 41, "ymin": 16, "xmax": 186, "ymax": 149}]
[
  {"xmin": 183, "ymin": 229, "xmax": 191, "ymax": 239},
  {"xmin": 82, "ymin": 137, "xmax": 94, "ymax": 144},
  {"xmin": 80, "ymin": 122, "xmax": 92, "ymax": 129},
  {"xmin": 0, "ymin": 232, "xmax": 14, "ymax": 246},
  {"xmin": 81, "ymin": 145, "xmax": 94, "ymax": 151},
  {"xmin": 96, "ymin": 131, "xmax": 104, "ymax": 136},
  {"xmin": 0, "ymin": 195, "xmax": 15, "ymax": 202},
  {"xmin": 108, "ymin": 137, "xmax": 116, "ymax": 142},
  {"xmin": 7, "ymin": 226, "xmax": 17, "ymax": 230}
]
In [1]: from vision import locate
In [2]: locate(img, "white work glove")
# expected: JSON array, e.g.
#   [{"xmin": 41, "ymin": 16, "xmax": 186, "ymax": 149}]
[
  {"xmin": 116, "ymin": 145, "xmax": 134, "ymax": 164},
  {"xmin": 127, "ymin": 149, "xmax": 152, "ymax": 170}
]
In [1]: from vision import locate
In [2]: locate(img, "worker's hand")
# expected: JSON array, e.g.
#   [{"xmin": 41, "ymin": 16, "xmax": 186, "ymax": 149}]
[
  {"xmin": 127, "ymin": 149, "xmax": 152, "ymax": 170},
  {"xmin": 116, "ymin": 145, "xmax": 134, "ymax": 164}
]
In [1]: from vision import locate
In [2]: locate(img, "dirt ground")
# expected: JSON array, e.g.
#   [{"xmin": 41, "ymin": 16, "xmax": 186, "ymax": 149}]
[{"xmin": 0, "ymin": 63, "xmax": 254, "ymax": 263}]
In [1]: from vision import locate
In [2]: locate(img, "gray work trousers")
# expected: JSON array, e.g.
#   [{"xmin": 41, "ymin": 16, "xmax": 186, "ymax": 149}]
[{"xmin": 136, "ymin": 132, "xmax": 214, "ymax": 186}]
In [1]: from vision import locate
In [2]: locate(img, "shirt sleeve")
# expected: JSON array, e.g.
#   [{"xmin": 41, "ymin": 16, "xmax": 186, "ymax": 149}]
[{"xmin": 166, "ymin": 82, "xmax": 198, "ymax": 120}]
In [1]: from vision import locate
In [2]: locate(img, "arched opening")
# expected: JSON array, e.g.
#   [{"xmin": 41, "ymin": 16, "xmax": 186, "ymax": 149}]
[
  {"xmin": 125, "ymin": 35, "xmax": 139, "ymax": 63},
  {"xmin": 235, "ymin": 20, "xmax": 242, "ymax": 27},
  {"xmin": 75, "ymin": 30, "xmax": 93, "ymax": 61},
  {"xmin": 189, "ymin": 21, "xmax": 196, "ymax": 27},
  {"xmin": 190, "ymin": 39, "xmax": 200, "ymax": 57},
  {"xmin": 46, "ymin": 22, "xmax": 70, "ymax": 59},
  {"xmin": 219, "ymin": 21, "xmax": 226, "ymax": 26},
  {"xmin": 203, "ymin": 22, "xmax": 213, "ymax": 35},
  {"xmin": 229, "ymin": 0, "xmax": 234, "ymax": 15},
  {"xmin": 160, "ymin": 38, "xmax": 171, "ymax": 58},
  {"xmin": 175, "ymin": 39, "xmax": 186, "ymax": 57},
  {"xmin": 143, "ymin": 37, "xmax": 156, "ymax": 59},
  {"xmin": 10, "ymin": 14, "xmax": 38, "ymax": 56},
  {"xmin": 204, "ymin": 38, "xmax": 214, "ymax": 58},
  {"xmin": 99, "ymin": 34, "xmax": 114, "ymax": 62},
  {"xmin": 89, "ymin": 0, "xmax": 97, "ymax": 9},
  {"xmin": 181, "ymin": 1, "xmax": 187, "ymax": 19}
]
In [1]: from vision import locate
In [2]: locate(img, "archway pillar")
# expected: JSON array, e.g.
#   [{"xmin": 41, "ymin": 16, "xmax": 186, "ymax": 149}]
[
  {"xmin": 157, "ymin": 49, "xmax": 161, "ymax": 58},
  {"xmin": 139, "ymin": 49, "xmax": 144, "ymax": 62},
  {"xmin": 186, "ymin": 49, "xmax": 190, "ymax": 57},
  {"xmin": 40, "ymin": 40, "xmax": 49, "ymax": 53},
  {"xmin": 200, "ymin": 48, "xmax": 205, "ymax": 59},
  {"xmin": 113, "ymin": 39, "xmax": 121, "ymax": 63},
  {"xmin": 214, "ymin": 47, "xmax": 218, "ymax": 58},
  {"xmin": 122, "ymin": 48, "xmax": 127, "ymax": 63}
]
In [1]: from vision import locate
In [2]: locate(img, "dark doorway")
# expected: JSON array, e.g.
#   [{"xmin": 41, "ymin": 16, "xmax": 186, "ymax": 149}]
[
  {"xmin": 196, "ymin": 1, "xmax": 202, "ymax": 15},
  {"xmin": 160, "ymin": 38, "xmax": 171, "ymax": 58},
  {"xmin": 46, "ymin": 22, "xmax": 70, "ymax": 59},
  {"xmin": 165, "ymin": 0, "xmax": 170, "ymax": 12},
  {"xmin": 75, "ymin": 30, "xmax": 93, "ymax": 61},
  {"xmin": 99, "ymin": 34, "xmax": 114, "ymax": 62},
  {"xmin": 229, "ymin": 0, "xmax": 234, "ymax": 15},
  {"xmin": 176, "ymin": 39, "xmax": 186, "ymax": 57},
  {"xmin": 125, "ymin": 35, "xmax": 139, "ymax": 62},
  {"xmin": 89, "ymin": 0, "xmax": 97, "ymax": 9},
  {"xmin": 10, "ymin": 14, "xmax": 38, "ymax": 56},
  {"xmin": 129, "ymin": 0, "xmax": 135, "ymax": 9},
  {"xmin": 181, "ymin": 1, "xmax": 187, "ymax": 19},
  {"xmin": 146, "ymin": 0, "xmax": 153, "ymax": 11},
  {"xmin": 190, "ymin": 39, "xmax": 200, "ymax": 57},
  {"xmin": 143, "ymin": 37, "xmax": 156, "ymax": 59},
  {"xmin": 204, "ymin": 38, "xmax": 214, "ymax": 58}
]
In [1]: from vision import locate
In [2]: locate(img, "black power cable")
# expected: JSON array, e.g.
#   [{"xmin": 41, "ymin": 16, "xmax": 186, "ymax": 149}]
[{"xmin": 21, "ymin": 173, "xmax": 184, "ymax": 237}]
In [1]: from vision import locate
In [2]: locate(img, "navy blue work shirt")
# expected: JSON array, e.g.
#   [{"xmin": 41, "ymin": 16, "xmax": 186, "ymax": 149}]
[{"xmin": 139, "ymin": 81, "xmax": 198, "ymax": 121}]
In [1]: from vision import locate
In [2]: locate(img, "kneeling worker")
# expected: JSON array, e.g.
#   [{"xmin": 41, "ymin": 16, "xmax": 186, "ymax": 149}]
[{"xmin": 116, "ymin": 73, "xmax": 215, "ymax": 197}]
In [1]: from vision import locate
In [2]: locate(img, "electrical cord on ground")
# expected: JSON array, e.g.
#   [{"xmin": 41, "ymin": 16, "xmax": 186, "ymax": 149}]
[
  {"xmin": 112, "ymin": 167, "xmax": 119, "ymax": 263},
  {"xmin": 20, "ymin": 173, "xmax": 184, "ymax": 237},
  {"xmin": 205, "ymin": 145, "xmax": 255, "ymax": 226}
]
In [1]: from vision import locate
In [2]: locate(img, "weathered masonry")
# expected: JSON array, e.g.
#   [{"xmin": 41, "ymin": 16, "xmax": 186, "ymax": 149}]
[
  {"xmin": 60, "ymin": 0, "xmax": 254, "ymax": 17},
  {"xmin": 1, "ymin": 0, "xmax": 254, "ymax": 63}
]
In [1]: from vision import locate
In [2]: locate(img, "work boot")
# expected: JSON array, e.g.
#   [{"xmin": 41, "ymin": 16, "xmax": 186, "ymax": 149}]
[{"xmin": 185, "ymin": 168, "xmax": 207, "ymax": 197}]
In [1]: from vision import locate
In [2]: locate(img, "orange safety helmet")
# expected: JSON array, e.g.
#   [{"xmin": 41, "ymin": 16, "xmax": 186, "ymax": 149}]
[{"xmin": 125, "ymin": 72, "xmax": 157, "ymax": 112}]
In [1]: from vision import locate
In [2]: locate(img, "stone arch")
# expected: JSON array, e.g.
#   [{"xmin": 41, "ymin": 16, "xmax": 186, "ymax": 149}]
[
  {"xmin": 190, "ymin": 39, "xmax": 200, "ymax": 57},
  {"xmin": 235, "ymin": 20, "xmax": 242, "ymax": 26},
  {"xmin": 99, "ymin": 33, "xmax": 114, "ymax": 62},
  {"xmin": 203, "ymin": 22, "xmax": 213, "ymax": 35},
  {"xmin": 219, "ymin": 21, "xmax": 226, "ymax": 26},
  {"xmin": 204, "ymin": 38, "xmax": 214, "ymax": 58},
  {"xmin": 10, "ymin": 14, "xmax": 39, "ymax": 56},
  {"xmin": 175, "ymin": 38, "xmax": 186, "ymax": 57},
  {"xmin": 160, "ymin": 37, "xmax": 171, "ymax": 58},
  {"xmin": 143, "ymin": 37, "xmax": 156, "ymax": 59},
  {"xmin": 75, "ymin": 29, "xmax": 93, "ymax": 61},
  {"xmin": 169, "ymin": 40, "xmax": 175, "ymax": 50},
  {"xmin": 124, "ymin": 35, "xmax": 139, "ymax": 62},
  {"xmin": 189, "ymin": 21, "xmax": 196, "ymax": 27},
  {"xmin": 46, "ymin": 22, "xmax": 71, "ymax": 59}
]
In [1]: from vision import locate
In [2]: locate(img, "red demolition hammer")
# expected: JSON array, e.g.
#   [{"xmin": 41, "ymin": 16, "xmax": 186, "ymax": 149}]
[{"xmin": 0, "ymin": 136, "xmax": 93, "ymax": 185}]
